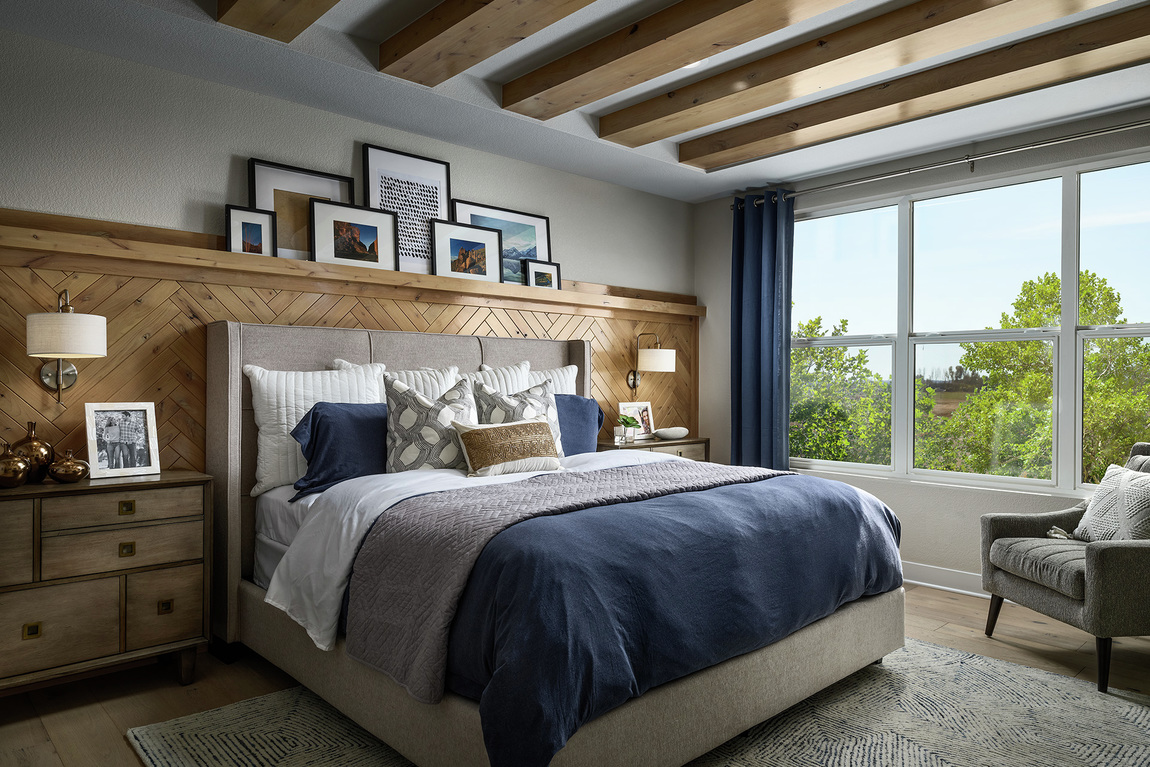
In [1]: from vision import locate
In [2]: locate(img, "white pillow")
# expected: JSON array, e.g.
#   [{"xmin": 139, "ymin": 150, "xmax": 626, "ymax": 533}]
[
  {"xmin": 468, "ymin": 361, "xmax": 530, "ymax": 393},
  {"xmin": 333, "ymin": 359, "xmax": 460, "ymax": 400},
  {"xmin": 528, "ymin": 365, "xmax": 578, "ymax": 395},
  {"xmin": 1074, "ymin": 464, "xmax": 1150, "ymax": 541},
  {"xmin": 452, "ymin": 418, "xmax": 561, "ymax": 477},
  {"xmin": 243, "ymin": 363, "xmax": 386, "ymax": 496}
]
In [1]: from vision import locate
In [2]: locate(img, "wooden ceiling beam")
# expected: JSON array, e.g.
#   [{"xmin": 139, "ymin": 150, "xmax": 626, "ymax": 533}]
[
  {"xmin": 601, "ymin": 0, "xmax": 1115, "ymax": 147},
  {"xmin": 679, "ymin": 7, "xmax": 1150, "ymax": 170},
  {"xmin": 379, "ymin": 0, "xmax": 598, "ymax": 87},
  {"xmin": 501, "ymin": 0, "xmax": 855, "ymax": 121},
  {"xmin": 216, "ymin": 0, "xmax": 341, "ymax": 44}
]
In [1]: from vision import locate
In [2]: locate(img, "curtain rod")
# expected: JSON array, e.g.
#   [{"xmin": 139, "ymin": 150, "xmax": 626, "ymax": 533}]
[{"xmin": 731, "ymin": 118, "xmax": 1150, "ymax": 209}]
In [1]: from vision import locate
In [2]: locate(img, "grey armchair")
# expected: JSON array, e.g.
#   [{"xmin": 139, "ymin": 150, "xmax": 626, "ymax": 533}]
[{"xmin": 981, "ymin": 443, "xmax": 1150, "ymax": 692}]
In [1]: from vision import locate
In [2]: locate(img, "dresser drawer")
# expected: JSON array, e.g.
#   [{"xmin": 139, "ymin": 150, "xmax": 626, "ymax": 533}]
[
  {"xmin": 126, "ymin": 565, "xmax": 204, "ymax": 651},
  {"xmin": 42, "ymin": 485, "xmax": 203, "ymax": 531},
  {"xmin": 0, "ymin": 500, "xmax": 33, "ymax": 587},
  {"xmin": 650, "ymin": 443, "xmax": 707, "ymax": 461},
  {"xmin": 0, "ymin": 578, "xmax": 120, "ymax": 679},
  {"xmin": 41, "ymin": 520, "xmax": 203, "ymax": 581}
]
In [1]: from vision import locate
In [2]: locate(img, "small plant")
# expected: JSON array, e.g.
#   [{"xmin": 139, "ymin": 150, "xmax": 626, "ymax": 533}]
[{"xmin": 618, "ymin": 414, "xmax": 641, "ymax": 429}]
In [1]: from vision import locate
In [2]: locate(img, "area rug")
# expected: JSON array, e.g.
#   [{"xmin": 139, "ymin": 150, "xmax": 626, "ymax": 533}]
[{"xmin": 128, "ymin": 639, "xmax": 1150, "ymax": 766}]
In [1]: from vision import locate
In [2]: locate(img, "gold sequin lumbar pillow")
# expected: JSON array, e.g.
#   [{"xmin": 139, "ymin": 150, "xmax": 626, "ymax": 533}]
[{"xmin": 451, "ymin": 418, "xmax": 561, "ymax": 477}]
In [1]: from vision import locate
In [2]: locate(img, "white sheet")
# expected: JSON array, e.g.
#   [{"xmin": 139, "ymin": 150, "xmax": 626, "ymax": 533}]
[
  {"xmin": 255, "ymin": 485, "xmax": 323, "ymax": 546},
  {"xmin": 264, "ymin": 450, "xmax": 682, "ymax": 651}
]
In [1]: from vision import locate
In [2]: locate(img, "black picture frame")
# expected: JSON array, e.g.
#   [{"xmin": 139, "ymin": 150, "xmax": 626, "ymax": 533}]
[
  {"xmin": 522, "ymin": 258, "xmax": 561, "ymax": 290},
  {"xmin": 429, "ymin": 218, "xmax": 504, "ymax": 284},
  {"xmin": 224, "ymin": 204, "xmax": 277, "ymax": 257},
  {"xmin": 248, "ymin": 158, "xmax": 355, "ymax": 260},
  {"xmin": 309, "ymin": 199, "xmax": 399, "ymax": 272},
  {"xmin": 362, "ymin": 144, "xmax": 451, "ymax": 275},
  {"xmin": 450, "ymin": 199, "xmax": 552, "ymax": 285}
]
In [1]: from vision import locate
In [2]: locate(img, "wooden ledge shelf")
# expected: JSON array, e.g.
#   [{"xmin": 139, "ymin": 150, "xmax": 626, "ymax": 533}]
[{"xmin": 0, "ymin": 221, "xmax": 705, "ymax": 322}]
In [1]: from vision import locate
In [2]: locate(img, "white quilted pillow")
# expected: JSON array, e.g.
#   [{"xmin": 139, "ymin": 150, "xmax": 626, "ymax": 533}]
[
  {"xmin": 468, "ymin": 361, "xmax": 530, "ymax": 393},
  {"xmin": 528, "ymin": 364, "xmax": 578, "ymax": 395},
  {"xmin": 333, "ymin": 359, "xmax": 460, "ymax": 400},
  {"xmin": 243, "ymin": 363, "xmax": 386, "ymax": 496}
]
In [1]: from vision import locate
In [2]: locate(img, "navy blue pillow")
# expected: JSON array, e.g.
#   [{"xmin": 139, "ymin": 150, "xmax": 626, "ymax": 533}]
[
  {"xmin": 290, "ymin": 402, "xmax": 389, "ymax": 501},
  {"xmin": 555, "ymin": 394, "xmax": 605, "ymax": 456}
]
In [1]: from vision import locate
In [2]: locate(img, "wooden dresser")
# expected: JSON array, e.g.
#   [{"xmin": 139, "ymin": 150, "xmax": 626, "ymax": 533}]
[
  {"xmin": 597, "ymin": 436, "xmax": 710, "ymax": 462},
  {"xmin": 0, "ymin": 471, "xmax": 211, "ymax": 691}
]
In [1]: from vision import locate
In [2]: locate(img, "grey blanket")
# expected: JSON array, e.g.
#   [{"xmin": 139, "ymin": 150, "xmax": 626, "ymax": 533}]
[{"xmin": 345, "ymin": 460, "xmax": 785, "ymax": 703}]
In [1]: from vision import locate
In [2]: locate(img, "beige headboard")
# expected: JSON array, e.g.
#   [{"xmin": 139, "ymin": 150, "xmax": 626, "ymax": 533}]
[{"xmin": 205, "ymin": 320, "xmax": 592, "ymax": 643}]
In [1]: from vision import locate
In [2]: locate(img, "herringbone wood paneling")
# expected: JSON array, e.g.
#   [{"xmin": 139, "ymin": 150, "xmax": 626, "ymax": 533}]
[{"xmin": 0, "ymin": 266, "xmax": 698, "ymax": 472}]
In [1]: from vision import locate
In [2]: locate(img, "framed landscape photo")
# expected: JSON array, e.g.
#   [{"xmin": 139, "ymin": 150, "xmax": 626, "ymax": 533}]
[
  {"xmin": 618, "ymin": 401, "xmax": 655, "ymax": 440},
  {"xmin": 363, "ymin": 144, "xmax": 450, "ymax": 275},
  {"xmin": 522, "ymin": 258, "xmax": 561, "ymax": 289},
  {"xmin": 451, "ymin": 200, "xmax": 551, "ymax": 285},
  {"xmin": 429, "ymin": 219, "xmax": 503, "ymax": 283},
  {"xmin": 249, "ymin": 158, "xmax": 354, "ymax": 260},
  {"xmin": 310, "ymin": 199, "xmax": 399, "ymax": 271},
  {"xmin": 85, "ymin": 402, "xmax": 160, "ymax": 478},
  {"xmin": 225, "ymin": 204, "xmax": 277, "ymax": 256}
]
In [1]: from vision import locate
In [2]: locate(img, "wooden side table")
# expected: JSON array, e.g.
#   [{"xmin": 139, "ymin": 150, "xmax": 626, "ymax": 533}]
[{"xmin": 597, "ymin": 436, "xmax": 710, "ymax": 462}]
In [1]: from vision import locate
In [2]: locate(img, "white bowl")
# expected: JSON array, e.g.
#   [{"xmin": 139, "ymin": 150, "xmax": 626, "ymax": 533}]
[{"xmin": 654, "ymin": 427, "xmax": 688, "ymax": 440}]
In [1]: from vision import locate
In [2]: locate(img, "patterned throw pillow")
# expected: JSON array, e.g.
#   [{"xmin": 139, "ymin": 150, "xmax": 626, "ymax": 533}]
[
  {"xmin": 474, "ymin": 380, "xmax": 564, "ymax": 457},
  {"xmin": 384, "ymin": 375, "xmax": 476, "ymax": 473},
  {"xmin": 452, "ymin": 419, "xmax": 561, "ymax": 477},
  {"xmin": 1073, "ymin": 464, "xmax": 1150, "ymax": 541}
]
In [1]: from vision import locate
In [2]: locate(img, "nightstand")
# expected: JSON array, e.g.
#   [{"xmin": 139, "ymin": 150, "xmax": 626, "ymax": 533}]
[
  {"xmin": 597, "ymin": 436, "xmax": 710, "ymax": 462},
  {"xmin": 0, "ymin": 471, "xmax": 211, "ymax": 691}
]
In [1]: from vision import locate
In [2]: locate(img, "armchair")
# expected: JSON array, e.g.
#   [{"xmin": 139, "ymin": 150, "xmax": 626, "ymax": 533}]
[{"xmin": 981, "ymin": 443, "xmax": 1150, "ymax": 692}]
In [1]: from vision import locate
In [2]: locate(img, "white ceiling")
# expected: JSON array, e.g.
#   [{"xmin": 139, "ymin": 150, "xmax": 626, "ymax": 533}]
[{"xmin": 4, "ymin": 0, "xmax": 1150, "ymax": 203}]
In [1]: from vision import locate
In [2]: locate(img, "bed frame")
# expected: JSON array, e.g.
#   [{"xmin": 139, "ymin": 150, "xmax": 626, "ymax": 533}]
[{"xmin": 205, "ymin": 320, "xmax": 905, "ymax": 767}]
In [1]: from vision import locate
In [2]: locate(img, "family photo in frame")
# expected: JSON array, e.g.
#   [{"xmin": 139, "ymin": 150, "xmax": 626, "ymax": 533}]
[{"xmin": 84, "ymin": 402, "xmax": 161, "ymax": 478}]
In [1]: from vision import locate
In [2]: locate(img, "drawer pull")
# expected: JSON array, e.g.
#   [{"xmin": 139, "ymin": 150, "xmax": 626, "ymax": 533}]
[
  {"xmin": 119, "ymin": 541, "xmax": 136, "ymax": 558},
  {"xmin": 157, "ymin": 599, "xmax": 175, "ymax": 615},
  {"xmin": 119, "ymin": 500, "xmax": 136, "ymax": 515},
  {"xmin": 22, "ymin": 622, "xmax": 42, "ymax": 640}
]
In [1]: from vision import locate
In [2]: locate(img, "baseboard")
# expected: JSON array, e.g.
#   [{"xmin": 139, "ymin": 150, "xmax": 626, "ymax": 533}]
[{"xmin": 902, "ymin": 560, "xmax": 987, "ymax": 599}]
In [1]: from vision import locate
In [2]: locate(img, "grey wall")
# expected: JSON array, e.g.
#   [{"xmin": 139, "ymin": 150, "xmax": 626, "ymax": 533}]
[{"xmin": 0, "ymin": 28, "xmax": 694, "ymax": 295}]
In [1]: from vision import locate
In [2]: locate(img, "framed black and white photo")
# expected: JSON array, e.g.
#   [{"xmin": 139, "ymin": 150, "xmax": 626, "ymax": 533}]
[
  {"xmin": 429, "ymin": 219, "xmax": 503, "ymax": 283},
  {"xmin": 310, "ymin": 200, "xmax": 399, "ymax": 271},
  {"xmin": 225, "ymin": 204, "xmax": 277, "ymax": 257},
  {"xmin": 522, "ymin": 258, "xmax": 561, "ymax": 289},
  {"xmin": 85, "ymin": 402, "xmax": 160, "ymax": 478},
  {"xmin": 362, "ymin": 144, "xmax": 450, "ymax": 275},
  {"xmin": 249, "ymin": 158, "xmax": 354, "ymax": 260},
  {"xmin": 618, "ymin": 401, "xmax": 656, "ymax": 440},
  {"xmin": 451, "ymin": 200, "xmax": 552, "ymax": 285}
]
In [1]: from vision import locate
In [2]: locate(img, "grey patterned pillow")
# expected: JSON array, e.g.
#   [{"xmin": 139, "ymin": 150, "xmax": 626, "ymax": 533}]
[
  {"xmin": 385, "ymin": 375, "xmax": 476, "ymax": 473},
  {"xmin": 474, "ymin": 380, "xmax": 564, "ymax": 458},
  {"xmin": 1074, "ymin": 464, "xmax": 1150, "ymax": 541}
]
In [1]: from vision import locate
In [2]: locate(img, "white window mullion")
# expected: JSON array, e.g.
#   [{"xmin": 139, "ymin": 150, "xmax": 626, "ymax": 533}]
[
  {"xmin": 1058, "ymin": 170, "xmax": 1079, "ymax": 490},
  {"xmin": 893, "ymin": 197, "xmax": 912, "ymax": 475}
]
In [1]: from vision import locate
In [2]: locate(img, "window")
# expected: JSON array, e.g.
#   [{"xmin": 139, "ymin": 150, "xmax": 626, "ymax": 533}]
[{"xmin": 790, "ymin": 158, "xmax": 1150, "ymax": 489}]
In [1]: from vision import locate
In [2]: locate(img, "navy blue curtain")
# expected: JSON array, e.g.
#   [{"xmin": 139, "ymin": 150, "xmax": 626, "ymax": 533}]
[{"xmin": 730, "ymin": 191, "xmax": 795, "ymax": 469}]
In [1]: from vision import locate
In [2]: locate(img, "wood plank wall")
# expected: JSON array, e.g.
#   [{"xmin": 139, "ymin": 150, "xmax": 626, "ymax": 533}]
[{"xmin": 0, "ymin": 211, "xmax": 702, "ymax": 473}]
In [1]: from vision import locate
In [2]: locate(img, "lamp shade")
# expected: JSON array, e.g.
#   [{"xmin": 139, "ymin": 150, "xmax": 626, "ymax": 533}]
[
  {"xmin": 26, "ymin": 312, "xmax": 107, "ymax": 358},
  {"xmin": 637, "ymin": 347, "xmax": 676, "ymax": 373}
]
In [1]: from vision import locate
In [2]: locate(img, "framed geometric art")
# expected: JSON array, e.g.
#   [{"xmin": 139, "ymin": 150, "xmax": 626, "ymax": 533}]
[
  {"xmin": 309, "ymin": 199, "xmax": 399, "ymax": 271},
  {"xmin": 249, "ymin": 158, "xmax": 354, "ymax": 260},
  {"xmin": 451, "ymin": 200, "xmax": 551, "ymax": 285},
  {"xmin": 85, "ymin": 402, "xmax": 161, "ymax": 478},
  {"xmin": 429, "ymin": 219, "xmax": 503, "ymax": 283},
  {"xmin": 363, "ymin": 144, "xmax": 450, "ymax": 275},
  {"xmin": 224, "ymin": 204, "xmax": 277, "ymax": 256}
]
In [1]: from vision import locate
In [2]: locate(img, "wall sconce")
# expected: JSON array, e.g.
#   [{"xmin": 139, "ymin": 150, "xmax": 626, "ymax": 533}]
[
  {"xmin": 627, "ymin": 332, "xmax": 676, "ymax": 394},
  {"xmin": 26, "ymin": 289, "xmax": 107, "ymax": 403}
]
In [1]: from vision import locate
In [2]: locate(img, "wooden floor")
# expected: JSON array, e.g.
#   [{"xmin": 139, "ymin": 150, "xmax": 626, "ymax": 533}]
[{"xmin": 2, "ymin": 585, "xmax": 1147, "ymax": 766}]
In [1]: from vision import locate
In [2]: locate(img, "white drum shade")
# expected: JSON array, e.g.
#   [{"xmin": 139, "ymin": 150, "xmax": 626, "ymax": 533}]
[
  {"xmin": 637, "ymin": 347, "xmax": 676, "ymax": 373},
  {"xmin": 26, "ymin": 312, "xmax": 107, "ymax": 358}
]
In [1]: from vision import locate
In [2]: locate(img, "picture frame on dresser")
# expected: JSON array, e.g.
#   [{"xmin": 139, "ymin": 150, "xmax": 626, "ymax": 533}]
[
  {"xmin": 618, "ymin": 400, "xmax": 655, "ymax": 439},
  {"xmin": 362, "ymin": 144, "xmax": 450, "ymax": 275},
  {"xmin": 309, "ymin": 199, "xmax": 399, "ymax": 271},
  {"xmin": 451, "ymin": 199, "xmax": 551, "ymax": 285},
  {"xmin": 85, "ymin": 401, "xmax": 160, "ymax": 478},
  {"xmin": 248, "ymin": 158, "xmax": 355, "ymax": 260},
  {"xmin": 224, "ymin": 204, "xmax": 277, "ymax": 256}
]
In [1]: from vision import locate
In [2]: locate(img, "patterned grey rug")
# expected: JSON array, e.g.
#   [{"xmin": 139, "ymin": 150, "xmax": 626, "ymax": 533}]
[{"xmin": 128, "ymin": 639, "xmax": 1150, "ymax": 766}]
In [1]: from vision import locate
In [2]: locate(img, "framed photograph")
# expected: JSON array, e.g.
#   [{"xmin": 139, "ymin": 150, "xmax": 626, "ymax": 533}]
[
  {"xmin": 249, "ymin": 158, "xmax": 354, "ymax": 260},
  {"xmin": 522, "ymin": 258, "xmax": 561, "ymax": 289},
  {"xmin": 451, "ymin": 200, "xmax": 552, "ymax": 285},
  {"xmin": 429, "ymin": 219, "xmax": 503, "ymax": 283},
  {"xmin": 363, "ymin": 144, "xmax": 450, "ymax": 275},
  {"xmin": 618, "ymin": 401, "xmax": 656, "ymax": 440},
  {"xmin": 85, "ymin": 402, "xmax": 160, "ymax": 478},
  {"xmin": 310, "ymin": 199, "xmax": 399, "ymax": 271},
  {"xmin": 225, "ymin": 204, "xmax": 277, "ymax": 256}
]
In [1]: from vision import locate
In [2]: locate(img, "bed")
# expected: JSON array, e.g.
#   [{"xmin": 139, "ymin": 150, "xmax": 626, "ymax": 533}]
[{"xmin": 205, "ymin": 320, "xmax": 905, "ymax": 767}]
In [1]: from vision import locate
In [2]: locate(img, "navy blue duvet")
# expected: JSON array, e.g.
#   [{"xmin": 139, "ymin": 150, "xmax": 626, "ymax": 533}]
[{"xmin": 445, "ymin": 473, "xmax": 903, "ymax": 766}]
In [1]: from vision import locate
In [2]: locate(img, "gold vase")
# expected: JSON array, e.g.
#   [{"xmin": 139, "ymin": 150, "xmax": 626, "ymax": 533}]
[
  {"xmin": 12, "ymin": 421, "xmax": 53, "ymax": 484},
  {"xmin": 48, "ymin": 450, "xmax": 90, "ymax": 484},
  {"xmin": 0, "ymin": 441, "xmax": 29, "ymax": 489}
]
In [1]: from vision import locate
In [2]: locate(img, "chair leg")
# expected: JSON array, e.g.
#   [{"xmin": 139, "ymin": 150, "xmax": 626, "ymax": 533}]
[
  {"xmin": 1096, "ymin": 637, "xmax": 1112, "ymax": 693},
  {"xmin": 985, "ymin": 594, "xmax": 1004, "ymax": 637}
]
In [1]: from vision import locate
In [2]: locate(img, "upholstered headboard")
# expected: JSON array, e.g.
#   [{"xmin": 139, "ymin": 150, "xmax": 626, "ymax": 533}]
[{"xmin": 205, "ymin": 320, "xmax": 592, "ymax": 642}]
